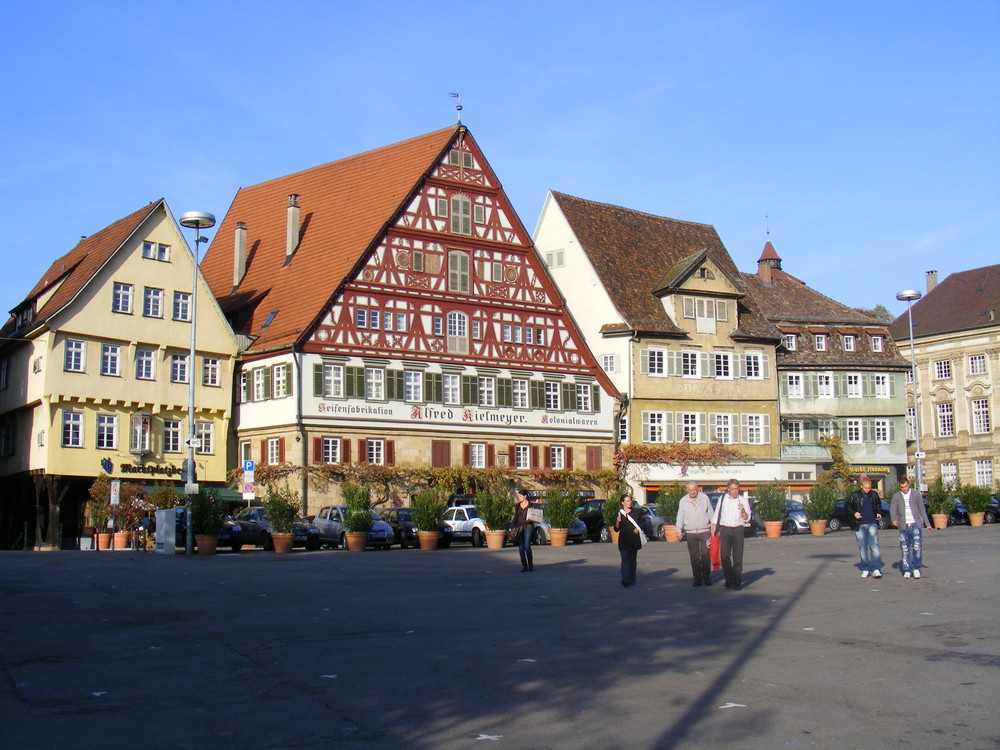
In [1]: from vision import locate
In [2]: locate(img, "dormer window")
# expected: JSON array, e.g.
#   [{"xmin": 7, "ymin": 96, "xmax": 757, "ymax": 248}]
[
  {"xmin": 871, "ymin": 335, "xmax": 883, "ymax": 352},
  {"xmin": 843, "ymin": 334, "xmax": 856, "ymax": 352},
  {"xmin": 784, "ymin": 334, "xmax": 797, "ymax": 351},
  {"xmin": 814, "ymin": 334, "xmax": 827, "ymax": 351}
]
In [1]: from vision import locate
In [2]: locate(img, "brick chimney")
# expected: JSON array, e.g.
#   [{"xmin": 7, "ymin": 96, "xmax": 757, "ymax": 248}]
[
  {"xmin": 286, "ymin": 194, "xmax": 300, "ymax": 261},
  {"xmin": 233, "ymin": 221, "xmax": 247, "ymax": 287},
  {"xmin": 926, "ymin": 270, "xmax": 938, "ymax": 292}
]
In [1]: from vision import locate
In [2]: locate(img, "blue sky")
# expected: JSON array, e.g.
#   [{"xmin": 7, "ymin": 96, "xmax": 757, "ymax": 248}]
[{"xmin": 2, "ymin": 1, "xmax": 997, "ymax": 320}]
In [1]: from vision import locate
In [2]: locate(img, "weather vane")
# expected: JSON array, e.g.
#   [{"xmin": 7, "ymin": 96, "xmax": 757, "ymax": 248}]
[{"xmin": 450, "ymin": 92, "xmax": 462, "ymax": 124}]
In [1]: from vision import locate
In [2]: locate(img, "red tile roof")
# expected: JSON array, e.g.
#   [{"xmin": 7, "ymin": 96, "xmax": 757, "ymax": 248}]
[
  {"xmin": 888, "ymin": 264, "xmax": 1000, "ymax": 340},
  {"xmin": 199, "ymin": 127, "xmax": 459, "ymax": 354}
]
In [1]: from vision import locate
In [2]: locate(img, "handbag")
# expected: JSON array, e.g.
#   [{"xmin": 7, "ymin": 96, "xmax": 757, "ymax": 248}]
[
  {"xmin": 708, "ymin": 534, "xmax": 722, "ymax": 571},
  {"xmin": 507, "ymin": 527, "xmax": 521, "ymax": 544},
  {"xmin": 526, "ymin": 507, "xmax": 544, "ymax": 524}
]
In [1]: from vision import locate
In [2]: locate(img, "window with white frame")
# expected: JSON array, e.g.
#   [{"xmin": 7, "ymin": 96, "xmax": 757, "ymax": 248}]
[
  {"xmin": 62, "ymin": 411, "xmax": 83, "ymax": 447},
  {"xmin": 173, "ymin": 291, "xmax": 191, "ymax": 321},
  {"xmin": 695, "ymin": 298, "xmax": 717, "ymax": 334},
  {"xmin": 544, "ymin": 381, "xmax": 560, "ymax": 410},
  {"xmin": 443, "ymin": 373, "xmax": 460, "ymax": 405},
  {"xmin": 272, "ymin": 364, "xmax": 288, "ymax": 398},
  {"xmin": 642, "ymin": 411, "xmax": 666, "ymax": 443},
  {"xmin": 64, "ymin": 340, "xmax": 85, "ymax": 372},
  {"xmin": 96, "ymin": 414, "xmax": 117, "ymax": 450},
  {"xmin": 404, "ymin": 371, "xmax": 423, "ymax": 402},
  {"xmin": 136, "ymin": 348, "xmax": 155, "ymax": 380},
  {"xmin": 972, "ymin": 398, "xmax": 991, "ymax": 434},
  {"xmin": 871, "ymin": 335, "xmax": 883, "ymax": 352},
  {"xmin": 905, "ymin": 369, "xmax": 914, "ymax": 384},
  {"xmin": 906, "ymin": 406, "xmax": 916, "ymax": 440},
  {"xmin": 130, "ymin": 413, "xmax": 151, "ymax": 454},
  {"xmin": 203, "ymin": 357, "xmax": 220, "ymax": 387},
  {"xmin": 266, "ymin": 437, "xmax": 282, "ymax": 465},
  {"xmin": 239, "ymin": 372, "xmax": 248, "ymax": 403},
  {"xmin": 974, "ymin": 459, "xmax": 993, "ymax": 487},
  {"xmin": 969, "ymin": 353, "xmax": 987, "ymax": 376},
  {"xmin": 710, "ymin": 413, "xmax": 734, "ymax": 444},
  {"xmin": 873, "ymin": 419, "xmax": 890, "ymax": 444},
  {"xmin": 448, "ymin": 250, "xmax": 470, "ymax": 292},
  {"xmin": 432, "ymin": 316, "xmax": 443, "ymax": 336},
  {"xmin": 784, "ymin": 334, "xmax": 797, "ymax": 351},
  {"xmin": 576, "ymin": 383, "xmax": 592, "ymax": 412},
  {"xmin": 846, "ymin": 374, "xmax": 861, "ymax": 398},
  {"xmin": 112, "ymin": 282, "xmax": 133, "ymax": 313},
  {"xmin": 323, "ymin": 363, "xmax": 344, "ymax": 397},
  {"xmin": 601, "ymin": 354, "xmax": 619, "ymax": 374},
  {"xmin": 873, "ymin": 374, "xmax": 890, "ymax": 398},
  {"xmin": 786, "ymin": 373, "xmax": 803, "ymax": 398},
  {"xmin": 195, "ymin": 422, "xmax": 214, "ymax": 454},
  {"xmin": 934, "ymin": 360, "xmax": 952, "ymax": 380},
  {"xmin": 785, "ymin": 420, "xmax": 803, "ymax": 443},
  {"xmin": 817, "ymin": 373, "xmax": 833, "ymax": 398},
  {"xmin": 679, "ymin": 412, "xmax": 702, "ymax": 443},
  {"xmin": 369, "ymin": 310, "xmax": 380, "ymax": 330},
  {"xmin": 940, "ymin": 462, "xmax": 957, "ymax": 488},
  {"xmin": 101, "ymin": 344, "xmax": 121, "ymax": 377},
  {"xmin": 171, "ymin": 354, "xmax": 189, "ymax": 383},
  {"xmin": 936, "ymin": 402, "xmax": 954, "ymax": 437},
  {"xmin": 818, "ymin": 419, "xmax": 835, "ymax": 438},
  {"xmin": 367, "ymin": 438, "xmax": 386, "ymax": 465},
  {"xmin": 744, "ymin": 352, "xmax": 762, "ymax": 379},
  {"xmin": 524, "ymin": 327, "xmax": 534, "ymax": 345},
  {"xmin": 714, "ymin": 352, "xmax": 732, "ymax": 379},
  {"xmin": 163, "ymin": 420, "xmax": 181, "ymax": 453},
  {"xmin": 646, "ymin": 349, "xmax": 665, "ymax": 376},
  {"xmin": 512, "ymin": 378, "xmax": 528, "ymax": 408},
  {"xmin": 365, "ymin": 368, "xmax": 385, "ymax": 400},
  {"xmin": 469, "ymin": 442, "xmax": 487, "ymax": 468},
  {"xmin": 843, "ymin": 334, "xmax": 855, "ymax": 352},
  {"xmin": 252, "ymin": 368, "xmax": 267, "ymax": 401},
  {"xmin": 450, "ymin": 195, "xmax": 472, "ymax": 235},
  {"xmin": 321, "ymin": 437, "xmax": 341, "ymax": 464},
  {"xmin": 142, "ymin": 241, "xmax": 169, "ymax": 261},
  {"xmin": 471, "ymin": 320, "xmax": 482, "ymax": 340},
  {"xmin": 143, "ymin": 287, "xmax": 163, "ymax": 318},
  {"xmin": 355, "ymin": 308, "xmax": 368, "ymax": 328},
  {"xmin": 478, "ymin": 376, "xmax": 496, "ymax": 407},
  {"xmin": 447, "ymin": 311, "xmax": 468, "ymax": 354},
  {"xmin": 501, "ymin": 324, "xmax": 512, "ymax": 343},
  {"xmin": 544, "ymin": 248, "xmax": 565, "ymax": 268},
  {"xmin": 549, "ymin": 445, "xmax": 565, "ymax": 470},
  {"xmin": 514, "ymin": 444, "xmax": 531, "ymax": 470},
  {"xmin": 814, "ymin": 334, "xmax": 827, "ymax": 351},
  {"xmin": 743, "ymin": 414, "xmax": 768, "ymax": 444},
  {"xmin": 240, "ymin": 441, "xmax": 252, "ymax": 462},
  {"xmin": 845, "ymin": 419, "xmax": 862, "ymax": 444},
  {"xmin": 681, "ymin": 350, "xmax": 699, "ymax": 378}
]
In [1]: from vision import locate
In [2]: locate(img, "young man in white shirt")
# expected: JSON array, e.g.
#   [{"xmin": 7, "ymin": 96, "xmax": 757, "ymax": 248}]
[{"xmin": 889, "ymin": 477, "xmax": 933, "ymax": 579}]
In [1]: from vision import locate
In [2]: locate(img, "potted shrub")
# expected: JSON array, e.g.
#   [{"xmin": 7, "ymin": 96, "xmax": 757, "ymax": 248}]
[
  {"xmin": 543, "ymin": 487, "xmax": 578, "ymax": 547},
  {"xmin": 753, "ymin": 481, "xmax": 788, "ymax": 538},
  {"xmin": 602, "ymin": 485, "xmax": 630, "ymax": 543},
  {"xmin": 342, "ymin": 482, "xmax": 373, "ymax": 551},
  {"xmin": 656, "ymin": 482, "xmax": 684, "ymax": 543},
  {"xmin": 263, "ymin": 486, "xmax": 300, "ymax": 553},
  {"xmin": 803, "ymin": 485, "xmax": 837, "ymax": 536},
  {"xmin": 959, "ymin": 483, "xmax": 992, "ymax": 526},
  {"xmin": 190, "ymin": 489, "xmax": 224, "ymax": 555},
  {"xmin": 475, "ymin": 478, "xmax": 514, "ymax": 549},
  {"xmin": 87, "ymin": 476, "xmax": 113, "ymax": 550},
  {"xmin": 411, "ymin": 488, "xmax": 448, "ymax": 550},
  {"xmin": 925, "ymin": 476, "xmax": 952, "ymax": 530}
]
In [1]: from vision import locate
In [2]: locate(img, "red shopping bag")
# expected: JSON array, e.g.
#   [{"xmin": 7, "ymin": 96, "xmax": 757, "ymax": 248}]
[{"xmin": 708, "ymin": 534, "xmax": 721, "ymax": 571}]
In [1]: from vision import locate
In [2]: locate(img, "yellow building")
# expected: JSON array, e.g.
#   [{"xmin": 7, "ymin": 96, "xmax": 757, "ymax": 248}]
[{"xmin": 0, "ymin": 200, "xmax": 239, "ymax": 549}]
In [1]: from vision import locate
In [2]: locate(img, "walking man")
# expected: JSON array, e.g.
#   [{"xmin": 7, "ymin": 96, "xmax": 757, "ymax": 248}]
[
  {"xmin": 676, "ymin": 481, "xmax": 713, "ymax": 587},
  {"xmin": 847, "ymin": 475, "xmax": 884, "ymax": 578},
  {"xmin": 890, "ymin": 477, "xmax": 933, "ymax": 579},
  {"xmin": 710, "ymin": 479, "xmax": 752, "ymax": 590}
]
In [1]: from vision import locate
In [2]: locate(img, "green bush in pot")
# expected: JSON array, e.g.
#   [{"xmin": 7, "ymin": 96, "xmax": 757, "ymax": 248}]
[
  {"xmin": 602, "ymin": 484, "xmax": 631, "ymax": 529},
  {"xmin": 803, "ymin": 485, "xmax": 837, "ymax": 522},
  {"xmin": 411, "ymin": 487, "xmax": 448, "ymax": 532},
  {"xmin": 263, "ymin": 486, "xmax": 300, "ymax": 534},
  {"xmin": 475, "ymin": 478, "xmax": 514, "ymax": 531},
  {"xmin": 543, "ymin": 487, "xmax": 578, "ymax": 529},
  {"xmin": 342, "ymin": 482, "xmax": 373, "ymax": 533},
  {"xmin": 655, "ymin": 482, "xmax": 685, "ymax": 526},
  {"xmin": 959, "ymin": 483, "xmax": 992, "ymax": 514},
  {"xmin": 189, "ymin": 489, "xmax": 225, "ymax": 536},
  {"xmin": 753, "ymin": 481, "xmax": 788, "ymax": 523},
  {"xmin": 924, "ymin": 476, "xmax": 953, "ymax": 516}
]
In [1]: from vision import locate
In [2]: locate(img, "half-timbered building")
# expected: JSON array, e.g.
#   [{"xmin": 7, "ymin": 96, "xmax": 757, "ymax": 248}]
[{"xmin": 200, "ymin": 126, "xmax": 617, "ymax": 511}]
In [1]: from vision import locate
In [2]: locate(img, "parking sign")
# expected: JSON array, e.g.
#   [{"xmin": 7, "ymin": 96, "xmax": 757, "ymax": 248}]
[{"xmin": 243, "ymin": 459, "xmax": 255, "ymax": 473}]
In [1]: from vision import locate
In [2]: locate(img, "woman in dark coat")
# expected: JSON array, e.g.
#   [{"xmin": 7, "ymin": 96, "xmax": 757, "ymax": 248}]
[
  {"xmin": 613, "ymin": 494, "xmax": 643, "ymax": 587},
  {"xmin": 511, "ymin": 488, "xmax": 535, "ymax": 572}
]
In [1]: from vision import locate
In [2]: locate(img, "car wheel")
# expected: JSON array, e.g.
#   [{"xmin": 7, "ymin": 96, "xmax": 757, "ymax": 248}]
[
  {"xmin": 827, "ymin": 517, "xmax": 841, "ymax": 532},
  {"xmin": 339, "ymin": 532, "xmax": 347, "ymax": 549},
  {"xmin": 599, "ymin": 526, "xmax": 610, "ymax": 543},
  {"xmin": 261, "ymin": 532, "xmax": 272, "ymax": 551},
  {"xmin": 399, "ymin": 535, "xmax": 408, "ymax": 549},
  {"xmin": 532, "ymin": 527, "xmax": 545, "ymax": 545},
  {"xmin": 472, "ymin": 529, "xmax": 484, "ymax": 547},
  {"xmin": 656, "ymin": 525, "xmax": 665, "ymax": 541},
  {"xmin": 984, "ymin": 511, "xmax": 995, "ymax": 524},
  {"xmin": 783, "ymin": 520, "xmax": 796, "ymax": 535},
  {"xmin": 877, "ymin": 517, "xmax": 889, "ymax": 530}
]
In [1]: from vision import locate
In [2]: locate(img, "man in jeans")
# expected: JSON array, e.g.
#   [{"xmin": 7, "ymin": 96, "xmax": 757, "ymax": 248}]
[
  {"xmin": 847, "ymin": 475, "xmax": 884, "ymax": 578},
  {"xmin": 890, "ymin": 477, "xmax": 933, "ymax": 579}
]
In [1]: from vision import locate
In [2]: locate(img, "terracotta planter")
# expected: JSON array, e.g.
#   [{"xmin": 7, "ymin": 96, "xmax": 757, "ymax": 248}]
[
  {"xmin": 763, "ymin": 521, "xmax": 783, "ymax": 538},
  {"xmin": 931, "ymin": 513, "xmax": 949, "ymax": 530},
  {"xmin": 97, "ymin": 533, "xmax": 112, "ymax": 550},
  {"xmin": 968, "ymin": 512, "xmax": 985, "ymax": 527},
  {"xmin": 809, "ymin": 520, "xmax": 827, "ymax": 536},
  {"xmin": 548, "ymin": 528, "xmax": 569, "ymax": 547},
  {"xmin": 112, "ymin": 531, "xmax": 131, "ymax": 550},
  {"xmin": 662, "ymin": 524, "xmax": 680, "ymax": 543},
  {"xmin": 484, "ymin": 530, "xmax": 506, "ymax": 549},
  {"xmin": 345, "ymin": 531, "xmax": 368, "ymax": 552},
  {"xmin": 609, "ymin": 527, "xmax": 620, "ymax": 544},
  {"xmin": 194, "ymin": 535, "xmax": 218, "ymax": 555},
  {"xmin": 417, "ymin": 531, "xmax": 442, "ymax": 550},
  {"xmin": 271, "ymin": 532, "xmax": 295, "ymax": 554}
]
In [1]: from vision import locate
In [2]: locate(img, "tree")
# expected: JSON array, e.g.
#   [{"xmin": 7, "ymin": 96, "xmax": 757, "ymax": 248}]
[{"xmin": 853, "ymin": 304, "xmax": 893, "ymax": 322}]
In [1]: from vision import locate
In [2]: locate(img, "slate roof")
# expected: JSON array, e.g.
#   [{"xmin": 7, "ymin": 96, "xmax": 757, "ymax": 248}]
[
  {"xmin": 888, "ymin": 264, "xmax": 1000, "ymax": 341},
  {"xmin": 199, "ymin": 127, "xmax": 459, "ymax": 354},
  {"xmin": 550, "ymin": 192, "xmax": 778, "ymax": 340},
  {"xmin": 2, "ymin": 201, "xmax": 162, "ymax": 339}
]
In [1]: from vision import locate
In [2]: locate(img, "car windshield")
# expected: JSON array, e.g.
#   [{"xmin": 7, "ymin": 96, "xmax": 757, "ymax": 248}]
[{"xmin": 787, "ymin": 501, "xmax": 805, "ymax": 511}]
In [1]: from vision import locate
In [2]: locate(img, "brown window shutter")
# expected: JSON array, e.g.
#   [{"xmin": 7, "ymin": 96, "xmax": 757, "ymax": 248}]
[
  {"xmin": 359, "ymin": 439, "xmax": 368, "ymax": 463},
  {"xmin": 432, "ymin": 440, "xmax": 450, "ymax": 468},
  {"xmin": 508, "ymin": 444, "xmax": 516, "ymax": 467},
  {"xmin": 565, "ymin": 446, "xmax": 573, "ymax": 470},
  {"xmin": 278, "ymin": 437, "xmax": 286, "ymax": 464},
  {"xmin": 341, "ymin": 439, "xmax": 351, "ymax": 464},
  {"xmin": 259, "ymin": 439, "xmax": 267, "ymax": 464},
  {"xmin": 543, "ymin": 446, "xmax": 551, "ymax": 469},
  {"xmin": 531, "ymin": 445, "xmax": 539, "ymax": 469},
  {"xmin": 462, "ymin": 443, "xmax": 471, "ymax": 466},
  {"xmin": 386, "ymin": 440, "xmax": 395, "ymax": 466},
  {"xmin": 313, "ymin": 437, "xmax": 323, "ymax": 464},
  {"xmin": 486, "ymin": 444, "xmax": 495, "ymax": 467},
  {"xmin": 587, "ymin": 445, "xmax": 601, "ymax": 471}
]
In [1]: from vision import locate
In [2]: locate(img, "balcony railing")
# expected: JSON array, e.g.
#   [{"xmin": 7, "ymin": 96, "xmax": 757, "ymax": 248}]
[{"xmin": 780, "ymin": 443, "xmax": 832, "ymax": 460}]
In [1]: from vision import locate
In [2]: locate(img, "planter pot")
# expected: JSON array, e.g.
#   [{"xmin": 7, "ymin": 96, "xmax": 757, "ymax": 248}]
[
  {"xmin": 609, "ymin": 527, "xmax": 620, "ymax": 544},
  {"xmin": 808, "ymin": 520, "xmax": 828, "ymax": 536},
  {"xmin": 417, "ymin": 531, "xmax": 442, "ymax": 550},
  {"xmin": 968, "ymin": 512, "xmax": 985, "ymax": 527},
  {"xmin": 97, "ymin": 533, "xmax": 112, "ymax": 550},
  {"xmin": 112, "ymin": 531, "xmax": 131, "ymax": 550},
  {"xmin": 548, "ymin": 528, "xmax": 569, "ymax": 547},
  {"xmin": 662, "ymin": 525, "xmax": 680, "ymax": 543},
  {"xmin": 931, "ymin": 513, "xmax": 949, "ymax": 530},
  {"xmin": 484, "ymin": 530, "xmax": 506, "ymax": 549},
  {"xmin": 194, "ymin": 535, "xmax": 218, "ymax": 555},
  {"xmin": 763, "ymin": 521, "xmax": 783, "ymax": 538},
  {"xmin": 345, "ymin": 531, "xmax": 368, "ymax": 552},
  {"xmin": 271, "ymin": 533, "xmax": 295, "ymax": 554}
]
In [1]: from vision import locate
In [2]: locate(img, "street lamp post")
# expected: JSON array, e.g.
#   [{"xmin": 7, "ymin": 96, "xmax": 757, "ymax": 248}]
[
  {"xmin": 179, "ymin": 211, "xmax": 216, "ymax": 555},
  {"xmin": 896, "ymin": 289, "xmax": 923, "ymax": 491}
]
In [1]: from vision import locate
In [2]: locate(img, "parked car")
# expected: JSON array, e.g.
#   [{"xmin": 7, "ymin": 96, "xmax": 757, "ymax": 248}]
[
  {"xmin": 381, "ymin": 507, "xmax": 453, "ymax": 548},
  {"xmin": 443, "ymin": 505, "xmax": 489, "ymax": 546},
  {"xmin": 707, "ymin": 493, "xmax": 761, "ymax": 536},
  {"xmin": 528, "ymin": 503, "xmax": 587, "ymax": 544},
  {"xmin": 635, "ymin": 505, "xmax": 665, "ymax": 541},
  {"xmin": 827, "ymin": 500, "xmax": 891, "ymax": 532},
  {"xmin": 946, "ymin": 498, "xmax": 970, "ymax": 526},
  {"xmin": 575, "ymin": 499, "xmax": 607, "ymax": 542},
  {"xmin": 781, "ymin": 500, "xmax": 809, "ymax": 535},
  {"xmin": 173, "ymin": 508, "xmax": 245, "ymax": 552},
  {"xmin": 232, "ymin": 506, "xmax": 321, "ymax": 550},
  {"xmin": 312, "ymin": 505, "xmax": 394, "ymax": 549},
  {"xmin": 985, "ymin": 496, "xmax": 998, "ymax": 525}
]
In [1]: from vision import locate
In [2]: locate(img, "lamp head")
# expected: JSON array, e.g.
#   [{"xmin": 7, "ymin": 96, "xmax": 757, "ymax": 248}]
[
  {"xmin": 896, "ymin": 289, "xmax": 922, "ymax": 302},
  {"xmin": 179, "ymin": 211, "xmax": 216, "ymax": 229}
]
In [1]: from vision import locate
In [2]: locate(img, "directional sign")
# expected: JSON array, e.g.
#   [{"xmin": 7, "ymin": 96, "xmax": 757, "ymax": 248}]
[
  {"xmin": 185, "ymin": 438, "xmax": 202, "ymax": 449},
  {"xmin": 914, "ymin": 451, "xmax": 926, "ymax": 459}
]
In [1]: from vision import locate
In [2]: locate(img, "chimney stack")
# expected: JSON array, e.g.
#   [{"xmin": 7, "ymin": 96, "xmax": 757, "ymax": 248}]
[
  {"xmin": 757, "ymin": 258, "xmax": 772, "ymax": 284},
  {"xmin": 926, "ymin": 270, "xmax": 938, "ymax": 292},
  {"xmin": 286, "ymin": 194, "xmax": 300, "ymax": 261},
  {"xmin": 233, "ymin": 222, "xmax": 247, "ymax": 287}
]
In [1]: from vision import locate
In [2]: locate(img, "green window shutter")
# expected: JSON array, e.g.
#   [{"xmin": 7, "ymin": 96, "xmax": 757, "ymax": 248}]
[
  {"xmin": 530, "ymin": 380, "xmax": 545, "ymax": 409},
  {"xmin": 562, "ymin": 382, "xmax": 575, "ymax": 411},
  {"xmin": 497, "ymin": 378, "xmax": 512, "ymax": 407},
  {"xmin": 462, "ymin": 375, "xmax": 477, "ymax": 405},
  {"xmin": 262, "ymin": 367, "xmax": 272, "ymax": 399},
  {"xmin": 386, "ymin": 370, "xmax": 403, "ymax": 401},
  {"xmin": 285, "ymin": 364, "xmax": 294, "ymax": 396},
  {"xmin": 345, "ymin": 367, "xmax": 364, "ymax": 398},
  {"xmin": 314, "ymin": 363, "xmax": 324, "ymax": 396},
  {"xmin": 425, "ymin": 372, "xmax": 442, "ymax": 403},
  {"xmin": 592, "ymin": 384, "xmax": 600, "ymax": 412}
]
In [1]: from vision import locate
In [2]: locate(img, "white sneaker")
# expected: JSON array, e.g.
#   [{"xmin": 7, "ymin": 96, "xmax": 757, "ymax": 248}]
[
  {"xmin": 873, "ymin": 570, "xmax": 883, "ymax": 578},
  {"xmin": 913, "ymin": 569, "xmax": 921, "ymax": 579},
  {"xmin": 861, "ymin": 570, "xmax": 870, "ymax": 578},
  {"xmin": 903, "ymin": 571, "xmax": 911, "ymax": 579}
]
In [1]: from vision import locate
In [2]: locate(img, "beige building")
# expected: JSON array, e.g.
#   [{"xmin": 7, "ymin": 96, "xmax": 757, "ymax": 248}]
[
  {"xmin": 0, "ymin": 200, "xmax": 239, "ymax": 549},
  {"xmin": 889, "ymin": 267, "xmax": 999, "ymax": 490}
]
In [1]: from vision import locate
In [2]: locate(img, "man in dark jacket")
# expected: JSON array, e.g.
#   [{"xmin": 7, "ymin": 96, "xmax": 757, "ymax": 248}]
[{"xmin": 847, "ymin": 475, "xmax": 883, "ymax": 578}]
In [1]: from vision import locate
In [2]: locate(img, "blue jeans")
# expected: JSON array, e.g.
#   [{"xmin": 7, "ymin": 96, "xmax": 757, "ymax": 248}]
[
  {"xmin": 898, "ymin": 525, "xmax": 923, "ymax": 573},
  {"xmin": 619, "ymin": 548, "xmax": 638, "ymax": 585},
  {"xmin": 854, "ymin": 523, "xmax": 883, "ymax": 572},
  {"xmin": 518, "ymin": 526, "xmax": 533, "ymax": 567}
]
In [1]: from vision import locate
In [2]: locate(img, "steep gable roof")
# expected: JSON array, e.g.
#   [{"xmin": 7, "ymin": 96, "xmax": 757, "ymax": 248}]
[
  {"xmin": 200, "ymin": 127, "xmax": 459, "ymax": 354},
  {"xmin": 550, "ymin": 192, "xmax": 777, "ymax": 339},
  {"xmin": 1, "ymin": 201, "xmax": 162, "ymax": 338},
  {"xmin": 888, "ymin": 264, "xmax": 1000, "ymax": 340}
]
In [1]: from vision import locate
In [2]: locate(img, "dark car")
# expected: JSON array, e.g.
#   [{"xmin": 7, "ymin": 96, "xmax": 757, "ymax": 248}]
[
  {"xmin": 575, "ymin": 499, "xmax": 607, "ymax": 542},
  {"xmin": 635, "ymin": 505, "xmax": 665, "ymax": 541},
  {"xmin": 381, "ymin": 507, "xmax": 453, "ymax": 548},
  {"xmin": 173, "ymin": 508, "xmax": 245, "ymax": 552},
  {"xmin": 985, "ymin": 496, "xmax": 998, "ymax": 525},
  {"xmin": 232, "ymin": 506, "xmax": 321, "ymax": 550},
  {"xmin": 827, "ymin": 500, "xmax": 891, "ymax": 532}
]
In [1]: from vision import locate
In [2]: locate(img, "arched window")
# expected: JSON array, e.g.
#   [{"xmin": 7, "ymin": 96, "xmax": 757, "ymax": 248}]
[
  {"xmin": 448, "ymin": 250, "xmax": 469, "ymax": 293},
  {"xmin": 447, "ymin": 311, "xmax": 469, "ymax": 354}
]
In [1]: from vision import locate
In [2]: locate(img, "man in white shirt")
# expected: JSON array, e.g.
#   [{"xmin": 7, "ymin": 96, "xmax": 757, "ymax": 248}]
[
  {"xmin": 710, "ymin": 479, "xmax": 752, "ymax": 590},
  {"xmin": 889, "ymin": 477, "xmax": 933, "ymax": 579}
]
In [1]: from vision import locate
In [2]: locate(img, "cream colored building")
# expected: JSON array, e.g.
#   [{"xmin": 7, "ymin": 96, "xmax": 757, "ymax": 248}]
[
  {"xmin": 889, "ymin": 267, "xmax": 999, "ymax": 490},
  {"xmin": 0, "ymin": 200, "xmax": 239, "ymax": 549}
]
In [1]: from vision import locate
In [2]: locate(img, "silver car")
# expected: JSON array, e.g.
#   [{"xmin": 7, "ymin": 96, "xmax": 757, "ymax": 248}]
[{"xmin": 313, "ymin": 505, "xmax": 395, "ymax": 549}]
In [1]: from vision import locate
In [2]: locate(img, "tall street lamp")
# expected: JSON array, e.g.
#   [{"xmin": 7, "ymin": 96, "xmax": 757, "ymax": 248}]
[
  {"xmin": 896, "ymin": 289, "xmax": 923, "ymax": 491},
  {"xmin": 179, "ymin": 211, "xmax": 216, "ymax": 555}
]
